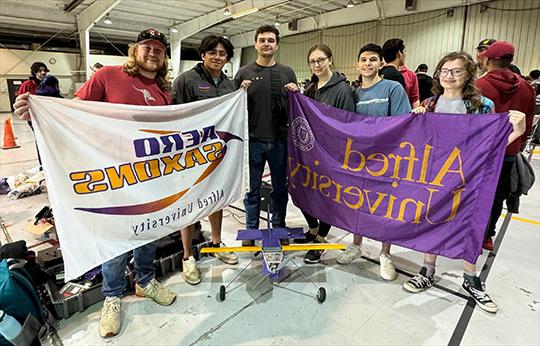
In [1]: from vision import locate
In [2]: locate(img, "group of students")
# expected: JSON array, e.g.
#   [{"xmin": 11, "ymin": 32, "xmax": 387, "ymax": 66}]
[{"xmin": 13, "ymin": 24, "xmax": 534, "ymax": 338}]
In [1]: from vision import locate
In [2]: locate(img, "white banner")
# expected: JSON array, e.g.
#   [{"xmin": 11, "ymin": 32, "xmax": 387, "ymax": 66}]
[{"xmin": 29, "ymin": 90, "xmax": 248, "ymax": 280}]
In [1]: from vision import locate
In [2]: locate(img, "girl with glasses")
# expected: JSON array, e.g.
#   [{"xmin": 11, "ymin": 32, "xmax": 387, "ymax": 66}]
[
  {"xmin": 404, "ymin": 51, "xmax": 526, "ymax": 314},
  {"xmin": 286, "ymin": 43, "xmax": 355, "ymax": 264}
]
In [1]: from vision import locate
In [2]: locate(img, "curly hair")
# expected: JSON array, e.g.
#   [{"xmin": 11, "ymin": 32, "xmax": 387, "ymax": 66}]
[
  {"xmin": 432, "ymin": 51, "xmax": 483, "ymax": 111},
  {"xmin": 123, "ymin": 43, "xmax": 170, "ymax": 91}
]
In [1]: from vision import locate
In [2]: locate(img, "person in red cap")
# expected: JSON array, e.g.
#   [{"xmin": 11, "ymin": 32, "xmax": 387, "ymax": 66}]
[
  {"xmin": 476, "ymin": 41, "xmax": 536, "ymax": 251},
  {"xmin": 13, "ymin": 28, "xmax": 176, "ymax": 339}
]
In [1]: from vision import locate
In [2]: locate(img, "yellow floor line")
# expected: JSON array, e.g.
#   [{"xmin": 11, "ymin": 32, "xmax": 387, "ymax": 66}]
[
  {"xmin": 501, "ymin": 213, "xmax": 540, "ymax": 226},
  {"xmin": 533, "ymin": 149, "xmax": 540, "ymax": 154}
]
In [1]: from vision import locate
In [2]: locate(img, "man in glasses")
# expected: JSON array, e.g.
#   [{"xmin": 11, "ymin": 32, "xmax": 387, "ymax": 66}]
[
  {"xmin": 171, "ymin": 35, "xmax": 251, "ymax": 285},
  {"xmin": 475, "ymin": 41, "xmax": 536, "ymax": 251},
  {"xmin": 234, "ymin": 25, "xmax": 297, "ymax": 242},
  {"xmin": 13, "ymin": 28, "xmax": 176, "ymax": 339}
]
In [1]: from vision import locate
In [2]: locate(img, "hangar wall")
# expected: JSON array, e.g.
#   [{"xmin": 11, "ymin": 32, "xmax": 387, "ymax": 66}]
[{"xmin": 241, "ymin": 0, "xmax": 539, "ymax": 82}]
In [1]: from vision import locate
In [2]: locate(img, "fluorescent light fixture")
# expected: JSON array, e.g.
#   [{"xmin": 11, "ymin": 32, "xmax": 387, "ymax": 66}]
[
  {"xmin": 103, "ymin": 14, "xmax": 112, "ymax": 25},
  {"xmin": 274, "ymin": 16, "xmax": 280, "ymax": 26},
  {"xmin": 346, "ymin": 0, "xmax": 355, "ymax": 8},
  {"xmin": 231, "ymin": 7, "xmax": 259, "ymax": 19},
  {"xmin": 171, "ymin": 27, "xmax": 179, "ymax": 33}
]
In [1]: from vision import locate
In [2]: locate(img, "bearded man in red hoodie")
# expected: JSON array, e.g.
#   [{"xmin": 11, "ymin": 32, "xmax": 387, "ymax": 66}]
[{"xmin": 476, "ymin": 41, "xmax": 536, "ymax": 250}]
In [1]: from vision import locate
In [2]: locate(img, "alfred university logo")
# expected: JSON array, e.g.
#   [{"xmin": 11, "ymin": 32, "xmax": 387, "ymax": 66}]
[{"xmin": 291, "ymin": 116, "xmax": 314, "ymax": 152}]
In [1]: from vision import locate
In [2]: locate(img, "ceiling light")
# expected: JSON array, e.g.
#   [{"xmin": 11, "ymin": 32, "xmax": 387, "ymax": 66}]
[
  {"xmin": 171, "ymin": 27, "xmax": 179, "ymax": 33},
  {"xmin": 346, "ymin": 0, "xmax": 355, "ymax": 8},
  {"xmin": 231, "ymin": 7, "xmax": 258, "ymax": 19},
  {"xmin": 103, "ymin": 13, "xmax": 112, "ymax": 25},
  {"xmin": 274, "ymin": 16, "xmax": 280, "ymax": 26},
  {"xmin": 222, "ymin": 29, "xmax": 228, "ymax": 39},
  {"xmin": 224, "ymin": 1, "xmax": 231, "ymax": 16}
]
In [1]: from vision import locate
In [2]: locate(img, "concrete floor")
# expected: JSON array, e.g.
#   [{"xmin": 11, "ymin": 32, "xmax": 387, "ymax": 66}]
[{"xmin": 1, "ymin": 112, "xmax": 539, "ymax": 345}]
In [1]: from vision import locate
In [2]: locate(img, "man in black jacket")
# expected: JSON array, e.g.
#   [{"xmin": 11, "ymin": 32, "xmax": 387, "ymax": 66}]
[{"xmin": 171, "ymin": 35, "xmax": 250, "ymax": 285}]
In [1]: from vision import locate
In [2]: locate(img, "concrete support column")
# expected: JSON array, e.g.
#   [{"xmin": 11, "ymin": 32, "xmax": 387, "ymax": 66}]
[
  {"xmin": 78, "ymin": 29, "xmax": 91, "ymax": 81},
  {"xmin": 170, "ymin": 31, "xmax": 182, "ymax": 78},
  {"xmin": 231, "ymin": 47, "xmax": 242, "ymax": 78}
]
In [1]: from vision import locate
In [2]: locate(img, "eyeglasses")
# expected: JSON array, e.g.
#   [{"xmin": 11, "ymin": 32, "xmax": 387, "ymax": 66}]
[
  {"xmin": 308, "ymin": 57, "xmax": 328, "ymax": 66},
  {"xmin": 436, "ymin": 68, "xmax": 465, "ymax": 78},
  {"xmin": 206, "ymin": 50, "xmax": 228, "ymax": 58}
]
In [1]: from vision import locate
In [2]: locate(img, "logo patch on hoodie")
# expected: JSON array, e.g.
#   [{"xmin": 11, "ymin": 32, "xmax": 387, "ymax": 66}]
[{"xmin": 197, "ymin": 82, "xmax": 212, "ymax": 91}]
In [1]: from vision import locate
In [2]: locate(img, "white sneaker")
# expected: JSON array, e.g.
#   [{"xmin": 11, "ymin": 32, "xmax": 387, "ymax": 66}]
[
  {"xmin": 182, "ymin": 256, "xmax": 201, "ymax": 285},
  {"xmin": 379, "ymin": 254, "xmax": 397, "ymax": 281},
  {"xmin": 99, "ymin": 296, "xmax": 121, "ymax": 338},
  {"xmin": 336, "ymin": 244, "xmax": 363, "ymax": 264},
  {"xmin": 211, "ymin": 243, "xmax": 239, "ymax": 265},
  {"xmin": 135, "ymin": 278, "xmax": 176, "ymax": 306}
]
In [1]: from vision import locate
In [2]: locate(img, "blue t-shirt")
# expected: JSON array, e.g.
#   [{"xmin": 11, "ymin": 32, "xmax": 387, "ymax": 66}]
[{"xmin": 355, "ymin": 79, "xmax": 411, "ymax": 116}]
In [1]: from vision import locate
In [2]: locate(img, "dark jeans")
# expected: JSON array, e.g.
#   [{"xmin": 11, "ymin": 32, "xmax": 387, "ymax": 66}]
[
  {"xmin": 301, "ymin": 211, "xmax": 331, "ymax": 237},
  {"xmin": 485, "ymin": 158, "xmax": 514, "ymax": 239},
  {"xmin": 244, "ymin": 139, "xmax": 288, "ymax": 229},
  {"xmin": 101, "ymin": 242, "xmax": 156, "ymax": 297}
]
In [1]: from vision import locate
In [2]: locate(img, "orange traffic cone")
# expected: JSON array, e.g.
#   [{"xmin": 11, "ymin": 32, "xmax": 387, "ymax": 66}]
[{"xmin": 1, "ymin": 117, "xmax": 20, "ymax": 150}]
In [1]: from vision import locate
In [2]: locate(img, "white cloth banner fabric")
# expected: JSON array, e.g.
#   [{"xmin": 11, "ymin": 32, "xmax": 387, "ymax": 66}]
[{"xmin": 29, "ymin": 90, "xmax": 248, "ymax": 280}]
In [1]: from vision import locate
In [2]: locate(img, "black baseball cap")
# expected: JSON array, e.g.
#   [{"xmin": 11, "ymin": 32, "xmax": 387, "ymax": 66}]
[
  {"xmin": 476, "ymin": 38, "xmax": 496, "ymax": 51},
  {"xmin": 136, "ymin": 28, "xmax": 167, "ymax": 49}
]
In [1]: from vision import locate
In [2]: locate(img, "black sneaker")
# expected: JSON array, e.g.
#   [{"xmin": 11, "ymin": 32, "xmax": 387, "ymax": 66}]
[
  {"xmin": 294, "ymin": 231, "xmax": 317, "ymax": 244},
  {"xmin": 462, "ymin": 276, "xmax": 498, "ymax": 313},
  {"xmin": 403, "ymin": 267, "xmax": 435, "ymax": 293},
  {"xmin": 304, "ymin": 249, "xmax": 323, "ymax": 264}
]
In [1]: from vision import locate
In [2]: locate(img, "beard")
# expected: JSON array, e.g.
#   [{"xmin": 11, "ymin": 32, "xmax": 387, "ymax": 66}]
[{"xmin": 136, "ymin": 56, "xmax": 162, "ymax": 73}]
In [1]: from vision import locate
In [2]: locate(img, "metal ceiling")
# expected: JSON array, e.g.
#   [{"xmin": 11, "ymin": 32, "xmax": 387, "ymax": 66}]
[{"xmin": 0, "ymin": 0, "xmax": 364, "ymax": 50}]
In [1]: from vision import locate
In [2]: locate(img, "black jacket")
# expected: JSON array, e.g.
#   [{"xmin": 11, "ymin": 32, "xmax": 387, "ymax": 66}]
[
  {"xmin": 171, "ymin": 62, "xmax": 235, "ymax": 104},
  {"xmin": 304, "ymin": 72, "xmax": 356, "ymax": 112}
]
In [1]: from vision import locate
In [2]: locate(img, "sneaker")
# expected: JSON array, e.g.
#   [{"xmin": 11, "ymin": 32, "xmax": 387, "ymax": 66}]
[
  {"xmin": 211, "ymin": 243, "xmax": 239, "ymax": 265},
  {"xmin": 379, "ymin": 254, "xmax": 397, "ymax": 281},
  {"xmin": 304, "ymin": 249, "xmax": 324, "ymax": 264},
  {"xmin": 242, "ymin": 239, "xmax": 255, "ymax": 247},
  {"xmin": 135, "ymin": 279, "xmax": 176, "ymax": 306},
  {"xmin": 483, "ymin": 237, "xmax": 494, "ymax": 251},
  {"xmin": 336, "ymin": 243, "xmax": 362, "ymax": 264},
  {"xmin": 403, "ymin": 267, "xmax": 434, "ymax": 293},
  {"xmin": 462, "ymin": 277, "xmax": 498, "ymax": 313},
  {"xmin": 99, "ymin": 296, "xmax": 121, "ymax": 338},
  {"xmin": 182, "ymin": 256, "xmax": 201, "ymax": 285},
  {"xmin": 294, "ymin": 230, "xmax": 317, "ymax": 244}
]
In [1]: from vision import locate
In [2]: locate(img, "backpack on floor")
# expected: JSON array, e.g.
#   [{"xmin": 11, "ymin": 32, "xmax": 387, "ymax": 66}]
[{"xmin": 0, "ymin": 259, "xmax": 44, "ymax": 326}]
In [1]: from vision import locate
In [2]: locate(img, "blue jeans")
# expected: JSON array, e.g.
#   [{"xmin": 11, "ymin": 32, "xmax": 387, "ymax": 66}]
[
  {"xmin": 101, "ymin": 242, "xmax": 156, "ymax": 297},
  {"xmin": 244, "ymin": 139, "xmax": 288, "ymax": 229}
]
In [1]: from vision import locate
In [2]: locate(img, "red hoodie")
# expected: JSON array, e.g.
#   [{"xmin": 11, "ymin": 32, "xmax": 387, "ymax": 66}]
[{"xmin": 476, "ymin": 69, "xmax": 535, "ymax": 155}]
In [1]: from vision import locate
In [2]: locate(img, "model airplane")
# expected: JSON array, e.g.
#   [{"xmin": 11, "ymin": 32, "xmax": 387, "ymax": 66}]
[{"xmin": 200, "ymin": 227, "xmax": 345, "ymax": 303}]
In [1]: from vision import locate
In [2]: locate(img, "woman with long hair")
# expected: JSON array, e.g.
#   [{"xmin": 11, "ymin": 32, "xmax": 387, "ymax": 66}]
[
  {"xmin": 403, "ymin": 51, "xmax": 526, "ymax": 314},
  {"xmin": 286, "ymin": 43, "xmax": 355, "ymax": 264}
]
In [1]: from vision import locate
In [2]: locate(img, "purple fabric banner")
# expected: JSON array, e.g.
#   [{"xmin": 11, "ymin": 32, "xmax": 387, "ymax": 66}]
[{"xmin": 288, "ymin": 92, "xmax": 511, "ymax": 263}]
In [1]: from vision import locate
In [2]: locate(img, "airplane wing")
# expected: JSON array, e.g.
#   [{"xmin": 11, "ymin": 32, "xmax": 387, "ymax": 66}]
[
  {"xmin": 281, "ymin": 244, "xmax": 346, "ymax": 251},
  {"xmin": 200, "ymin": 246, "xmax": 262, "ymax": 253}
]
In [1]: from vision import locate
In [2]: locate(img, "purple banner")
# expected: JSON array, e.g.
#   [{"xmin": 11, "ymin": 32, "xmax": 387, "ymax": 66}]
[{"xmin": 288, "ymin": 92, "xmax": 511, "ymax": 263}]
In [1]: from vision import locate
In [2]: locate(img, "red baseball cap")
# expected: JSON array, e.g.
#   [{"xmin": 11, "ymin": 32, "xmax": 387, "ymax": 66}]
[{"xmin": 481, "ymin": 41, "xmax": 515, "ymax": 60}]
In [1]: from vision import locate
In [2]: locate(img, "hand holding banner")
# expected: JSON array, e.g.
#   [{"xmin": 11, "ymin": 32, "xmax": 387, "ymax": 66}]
[
  {"xmin": 29, "ymin": 90, "xmax": 248, "ymax": 280},
  {"xmin": 288, "ymin": 92, "xmax": 511, "ymax": 263}
]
